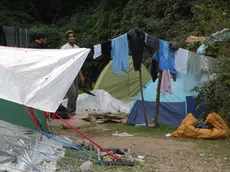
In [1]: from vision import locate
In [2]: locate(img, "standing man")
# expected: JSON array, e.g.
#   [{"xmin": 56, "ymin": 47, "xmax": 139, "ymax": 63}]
[
  {"xmin": 61, "ymin": 30, "xmax": 85, "ymax": 116},
  {"xmin": 28, "ymin": 33, "xmax": 47, "ymax": 48}
]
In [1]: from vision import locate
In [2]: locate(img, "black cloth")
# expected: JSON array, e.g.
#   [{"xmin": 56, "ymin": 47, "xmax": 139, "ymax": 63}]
[
  {"xmin": 28, "ymin": 41, "xmax": 44, "ymax": 49},
  {"xmin": 101, "ymin": 41, "xmax": 112, "ymax": 57},
  {"xmin": 151, "ymin": 59, "xmax": 158, "ymax": 82},
  {"xmin": 146, "ymin": 35, "xmax": 159, "ymax": 54},
  {"xmin": 127, "ymin": 29, "xmax": 145, "ymax": 71},
  {"xmin": 195, "ymin": 120, "xmax": 210, "ymax": 129},
  {"xmin": 53, "ymin": 104, "xmax": 69, "ymax": 119},
  {"xmin": 0, "ymin": 26, "xmax": 7, "ymax": 46},
  {"xmin": 169, "ymin": 42, "xmax": 179, "ymax": 51},
  {"xmin": 146, "ymin": 35, "xmax": 160, "ymax": 82}
]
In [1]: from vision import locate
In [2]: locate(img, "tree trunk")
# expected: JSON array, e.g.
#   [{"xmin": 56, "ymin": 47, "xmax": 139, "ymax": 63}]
[
  {"xmin": 153, "ymin": 70, "xmax": 163, "ymax": 128},
  {"xmin": 139, "ymin": 69, "xmax": 148, "ymax": 127}
]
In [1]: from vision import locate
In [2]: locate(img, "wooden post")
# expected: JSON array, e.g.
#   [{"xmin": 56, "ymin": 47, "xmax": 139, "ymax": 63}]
[
  {"xmin": 139, "ymin": 69, "xmax": 149, "ymax": 127},
  {"xmin": 153, "ymin": 70, "xmax": 163, "ymax": 128}
]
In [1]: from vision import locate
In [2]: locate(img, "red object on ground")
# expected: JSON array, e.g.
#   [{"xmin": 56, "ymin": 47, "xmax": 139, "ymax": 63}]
[{"xmin": 55, "ymin": 113, "xmax": 121, "ymax": 161}]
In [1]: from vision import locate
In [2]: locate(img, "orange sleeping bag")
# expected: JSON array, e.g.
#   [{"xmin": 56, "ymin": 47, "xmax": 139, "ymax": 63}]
[{"xmin": 171, "ymin": 113, "xmax": 230, "ymax": 139}]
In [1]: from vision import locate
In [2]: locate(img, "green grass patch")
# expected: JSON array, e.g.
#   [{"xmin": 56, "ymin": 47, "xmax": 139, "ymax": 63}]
[{"xmin": 103, "ymin": 123, "xmax": 176, "ymax": 136}]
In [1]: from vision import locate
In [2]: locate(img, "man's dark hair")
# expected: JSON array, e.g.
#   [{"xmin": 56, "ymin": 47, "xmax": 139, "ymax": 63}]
[{"xmin": 33, "ymin": 33, "xmax": 47, "ymax": 40}]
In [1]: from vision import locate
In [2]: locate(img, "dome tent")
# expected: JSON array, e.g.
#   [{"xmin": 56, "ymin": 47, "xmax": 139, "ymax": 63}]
[
  {"xmin": 94, "ymin": 57, "xmax": 151, "ymax": 100},
  {"xmin": 126, "ymin": 73, "xmax": 205, "ymax": 127}
]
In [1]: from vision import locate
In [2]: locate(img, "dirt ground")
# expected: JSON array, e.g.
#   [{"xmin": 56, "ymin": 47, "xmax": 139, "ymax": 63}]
[{"xmin": 53, "ymin": 123, "xmax": 230, "ymax": 172}]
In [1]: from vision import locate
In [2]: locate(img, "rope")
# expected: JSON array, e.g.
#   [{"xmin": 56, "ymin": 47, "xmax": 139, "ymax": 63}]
[
  {"xmin": 37, "ymin": 141, "xmax": 103, "ymax": 164},
  {"xmin": 54, "ymin": 113, "xmax": 121, "ymax": 161},
  {"xmin": 42, "ymin": 132, "xmax": 90, "ymax": 154}
]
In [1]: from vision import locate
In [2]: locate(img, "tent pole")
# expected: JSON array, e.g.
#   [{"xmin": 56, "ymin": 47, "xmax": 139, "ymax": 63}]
[
  {"xmin": 153, "ymin": 70, "xmax": 163, "ymax": 128},
  {"xmin": 139, "ymin": 68, "xmax": 149, "ymax": 127}
]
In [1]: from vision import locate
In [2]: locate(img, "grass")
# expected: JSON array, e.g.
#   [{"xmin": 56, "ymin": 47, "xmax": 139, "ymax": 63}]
[{"xmin": 102, "ymin": 123, "xmax": 177, "ymax": 136}]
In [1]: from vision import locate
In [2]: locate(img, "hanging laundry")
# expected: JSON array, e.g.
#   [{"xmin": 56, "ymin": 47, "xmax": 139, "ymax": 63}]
[
  {"xmin": 127, "ymin": 28, "xmax": 145, "ymax": 71},
  {"xmin": 0, "ymin": 26, "xmax": 7, "ymax": 46},
  {"xmin": 151, "ymin": 59, "xmax": 158, "ymax": 82},
  {"xmin": 160, "ymin": 70, "xmax": 172, "ymax": 95},
  {"xmin": 111, "ymin": 34, "xmax": 129, "ymax": 74},
  {"xmin": 101, "ymin": 41, "xmax": 112, "ymax": 57},
  {"xmin": 93, "ymin": 44, "xmax": 102, "ymax": 59},
  {"xmin": 175, "ymin": 48, "xmax": 189, "ymax": 74},
  {"xmin": 146, "ymin": 35, "xmax": 159, "ymax": 54},
  {"xmin": 153, "ymin": 40, "xmax": 177, "ymax": 74}
]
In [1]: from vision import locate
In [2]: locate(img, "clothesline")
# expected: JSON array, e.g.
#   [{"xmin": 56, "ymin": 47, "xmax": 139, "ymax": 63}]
[{"xmin": 87, "ymin": 28, "xmax": 192, "ymax": 95}]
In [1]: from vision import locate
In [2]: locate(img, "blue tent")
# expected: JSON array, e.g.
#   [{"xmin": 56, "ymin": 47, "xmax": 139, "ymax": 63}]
[{"xmin": 126, "ymin": 73, "xmax": 205, "ymax": 127}]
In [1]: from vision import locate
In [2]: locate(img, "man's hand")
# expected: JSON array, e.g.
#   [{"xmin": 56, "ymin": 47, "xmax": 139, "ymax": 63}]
[{"xmin": 78, "ymin": 71, "xmax": 84, "ymax": 87}]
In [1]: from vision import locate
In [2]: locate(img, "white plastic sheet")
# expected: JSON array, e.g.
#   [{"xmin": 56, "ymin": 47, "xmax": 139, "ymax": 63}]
[
  {"xmin": 0, "ymin": 46, "xmax": 90, "ymax": 112},
  {"xmin": 62, "ymin": 90, "xmax": 132, "ymax": 114}
]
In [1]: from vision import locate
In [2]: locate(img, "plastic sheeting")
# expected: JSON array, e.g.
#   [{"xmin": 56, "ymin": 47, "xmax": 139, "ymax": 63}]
[
  {"xmin": 0, "ymin": 46, "xmax": 90, "ymax": 112},
  {"xmin": 0, "ymin": 120, "xmax": 65, "ymax": 172},
  {"xmin": 62, "ymin": 90, "xmax": 132, "ymax": 114},
  {"xmin": 184, "ymin": 52, "xmax": 216, "ymax": 93}
]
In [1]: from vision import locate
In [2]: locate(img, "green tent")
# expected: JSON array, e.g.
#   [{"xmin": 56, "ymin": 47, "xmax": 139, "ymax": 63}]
[
  {"xmin": 94, "ymin": 57, "xmax": 151, "ymax": 100},
  {"xmin": 0, "ymin": 99, "xmax": 48, "ymax": 131}
]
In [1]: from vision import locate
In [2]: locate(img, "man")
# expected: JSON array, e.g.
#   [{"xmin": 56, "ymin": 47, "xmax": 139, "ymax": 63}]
[
  {"xmin": 28, "ymin": 33, "xmax": 47, "ymax": 48},
  {"xmin": 61, "ymin": 30, "xmax": 84, "ymax": 116}
]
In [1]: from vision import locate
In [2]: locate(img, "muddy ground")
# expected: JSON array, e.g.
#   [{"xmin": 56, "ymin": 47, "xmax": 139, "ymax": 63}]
[{"xmin": 53, "ymin": 122, "xmax": 230, "ymax": 172}]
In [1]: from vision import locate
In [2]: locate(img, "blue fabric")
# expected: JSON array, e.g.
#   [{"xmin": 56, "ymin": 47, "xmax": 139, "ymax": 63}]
[
  {"xmin": 111, "ymin": 34, "xmax": 129, "ymax": 74},
  {"xmin": 186, "ymin": 96, "xmax": 205, "ymax": 118},
  {"xmin": 153, "ymin": 40, "xmax": 176, "ymax": 74},
  {"xmin": 197, "ymin": 44, "xmax": 206, "ymax": 55},
  {"xmin": 127, "ymin": 101, "xmax": 186, "ymax": 127}
]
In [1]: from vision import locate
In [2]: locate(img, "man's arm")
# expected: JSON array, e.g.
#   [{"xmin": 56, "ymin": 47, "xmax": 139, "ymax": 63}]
[{"xmin": 78, "ymin": 71, "xmax": 84, "ymax": 87}]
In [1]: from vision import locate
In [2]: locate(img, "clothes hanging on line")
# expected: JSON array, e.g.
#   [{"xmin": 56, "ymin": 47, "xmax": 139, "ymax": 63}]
[
  {"xmin": 153, "ymin": 40, "xmax": 177, "ymax": 74},
  {"xmin": 151, "ymin": 59, "xmax": 158, "ymax": 82},
  {"xmin": 175, "ymin": 48, "xmax": 190, "ymax": 74},
  {"xmin": 160, "ymin": 70, "xmax": 172, "ymax": 95},
  {"xmin": 111, "ymin": 34, "xmax": 129, "ymax": 74},
  {"xmin": 101, "ymin": 40, "xmax": 112, "ymax": 57},
  {"xmin": 0, "ymin": 26, "xmax": 7, "ymax": 46},
  {"xmin": 93, "ymin": 44, "xmax": 102, "ymax": 59},
  {"xmin": 127, "ymin": 28, "xmax": 146, "ymax": 71},
  {"xmin": 146, "ymin": 35, "xmax": 159, "ymax": 51}
]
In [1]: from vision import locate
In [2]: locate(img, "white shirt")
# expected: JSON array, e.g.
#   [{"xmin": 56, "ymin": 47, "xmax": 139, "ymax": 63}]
[
  {"xmin": 61, "ymin": 43, "xmax": 79, "ymax": 49},
  {"xmin": 175, "ymin": 48, "xmax": 189, "ymax": 74},
  {"xmin": 93, "ymin": 44, "xmax": 102, "ymax": 59}
]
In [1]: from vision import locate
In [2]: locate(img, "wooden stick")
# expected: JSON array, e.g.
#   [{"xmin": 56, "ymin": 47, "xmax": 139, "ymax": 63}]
[
  {"xmin": 153, "ymin": 70, "xmax": 163, "ymax": 128},
  {"xmin": 139, "ymin": 68, "xmax": 148, "ymax": 127}
]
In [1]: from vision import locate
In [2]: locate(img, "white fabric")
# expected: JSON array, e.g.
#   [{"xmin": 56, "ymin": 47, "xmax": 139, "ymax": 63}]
[
  {"xmin": 0, "ymin": 46, "xmax": 90, "ymax": 112},
  {"xmin": 93, "ymin": 44, "xmax": 102, "ymax": 59},
  {"xmin": 61, "ymin": 43, "xmax": 79, "ymax": 49},
  {"xmin": 144, "ymin": 33, "xmax": 148, "ymax": 43},
  {"xmin": 62, "ymin": 90, "xmax": 132, "ymax": 114},
  {"xmin": 175, "ymin": 48, "xmax": 190, "ymax": 74}
]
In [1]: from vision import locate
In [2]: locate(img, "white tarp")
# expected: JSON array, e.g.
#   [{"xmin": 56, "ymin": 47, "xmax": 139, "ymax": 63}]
[
  {"xmin": 62, "ymin": 90, "xmax": 133, "ymax": 114},
  {"xmin": 0, "ymin": 46, "xmax": 90, "ymax": 112}
]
